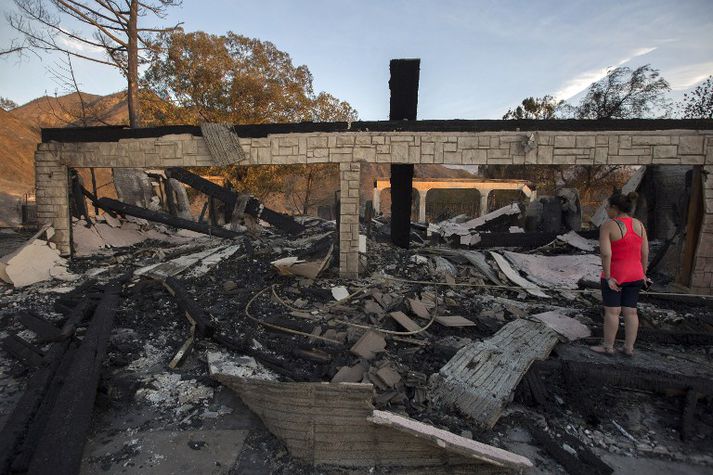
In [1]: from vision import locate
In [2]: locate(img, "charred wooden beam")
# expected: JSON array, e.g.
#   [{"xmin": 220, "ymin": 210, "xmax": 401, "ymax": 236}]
[
  {"xmin": 0, "ymin": 301, "xmax": 91, "ymax": 474},
  {"xmin": 27, "ymin": 280, "xmax": 124, "ymax": 475},
  {"xmin": 17, "ymin": 312, "xmax": 62, "ymax": 343},
  {"xmin": 165, "ymin": 167, "xmax": 306, "ymax": 235},
  {"xmin": 589, "ymin": 326, "xmax": 713, "ymax": 346},
  {"xmin": 11, "ymin": 344, "xmax": 78, "ymax": 473},
  {"xmin": 681, "ymin": 390, "xmax": 701, "ymax": 442},
  {"xmin": 389, "ymin": 59, "xmax": 419, "ymax": 249},
  {"xmin": 558, "ymin": 359, "xmax": 713, "ymax": 396},
  {"xmin": 94, "ymin": 197, "xmax": 241, "ymax": 239},
  {"xmin": 1, "ymin": 334, "xmax": 44, "ymax": 367},
  {"xmin": 161, "ymin": 277, "xmax": 216, "ymax": 338}
]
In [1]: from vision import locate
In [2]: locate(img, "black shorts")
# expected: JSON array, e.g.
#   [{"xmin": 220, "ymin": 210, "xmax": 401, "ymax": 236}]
[{"xmin": 601, "ymin": 279, "xmax": 644, "ymax": 308}]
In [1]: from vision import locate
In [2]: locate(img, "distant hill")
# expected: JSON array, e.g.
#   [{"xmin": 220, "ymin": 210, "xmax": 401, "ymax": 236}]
[
  {"xmin": 0, "ymin": 108, "xmax": 40, "ymax": 196},
  {"xmin": 11, "ymin": 91, "xmax": 129, "ymax": 130}
]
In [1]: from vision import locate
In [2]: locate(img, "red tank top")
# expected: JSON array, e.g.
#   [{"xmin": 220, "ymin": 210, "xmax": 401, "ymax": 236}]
[{"xmin": 603, "ymin": 217, "xmax": 645, "ymax": 283}]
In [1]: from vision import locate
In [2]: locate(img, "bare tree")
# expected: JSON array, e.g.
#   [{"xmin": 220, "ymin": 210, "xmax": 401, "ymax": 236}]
[{"xmin": 7, "ymin": 0, "xmax": 183, "ymax": 128}]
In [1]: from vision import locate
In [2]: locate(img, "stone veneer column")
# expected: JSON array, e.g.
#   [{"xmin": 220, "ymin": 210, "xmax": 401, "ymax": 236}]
[
  {"xmin": 418, "ymin": 189, "xmax": 428, "ymax": 223},
  {"xmin": 691, "ymin": 165, "xmax": 713, "ymax": 294},
  {"xmin": 479, "ymin": 189, "xmax": 491, "ymax": 216},
  {"xmin": 339, "ymin": 162, "xmax": 361, "ymax": 278},
  {"xmin": 35, "ymin": 145, "xmax": 71, "ymax": 255}
]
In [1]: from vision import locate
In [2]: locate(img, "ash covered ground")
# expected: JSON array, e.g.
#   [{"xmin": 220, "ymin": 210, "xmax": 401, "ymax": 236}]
[{"xmin": 1, "ymin": 221, "xmax": 713, "ymax": 474}]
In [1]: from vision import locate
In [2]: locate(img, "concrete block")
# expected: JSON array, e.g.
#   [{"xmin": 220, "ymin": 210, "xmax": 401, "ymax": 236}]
[
  {"xmin": 679, "ymin": 136, "xmax": 704, "ymax": 154},
  {"xmin": 576, "ymin": 136, "xmax": 596, "ymax": 148},
  {"xmin": 653, "ymin": 145, "xmax": 678, "ymax": 159},
  {"xmin": 537, "ymin": 146, "xmax": 554, "ymax": 164},
  {"xmin": 457, "ymin": 137, "xmax": 479, "ymax": 149},
  {"xmin": 391, "ymin": 142, "xmax": 409, "ymax": 162},
  {"xmin": 462, "ymin": 149, "xmax": 487, "ymax": 164},
  {"xmin": 632, "ymin": 135, "xmax": 670, "ymax": 146},
  {"xmin": 554, "ymin": 136, "xmax": 575, "ymax": 148}
]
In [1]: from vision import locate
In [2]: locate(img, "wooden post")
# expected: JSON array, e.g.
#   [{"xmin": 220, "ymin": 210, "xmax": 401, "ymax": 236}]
[{"xmin": 389, "ymin": 59, "xmax": 420, "ymax": 249}]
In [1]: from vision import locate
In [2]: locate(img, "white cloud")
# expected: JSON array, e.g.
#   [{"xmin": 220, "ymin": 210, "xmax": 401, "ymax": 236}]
[
  {"xmin": 57, "ymin": 36, "xmax": 104, "ymax": 54},
  {"xmin": 554, "ymin": 47, "xmax": 657, "ymax": 100},
  {"xmin": 665, "ymin": 62, "xmax": 713, "ymax": 90}
]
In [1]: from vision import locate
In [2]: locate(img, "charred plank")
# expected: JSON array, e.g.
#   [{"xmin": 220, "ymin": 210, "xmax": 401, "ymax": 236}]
[
  {"xmin": 1, "ymin": 334, "xmax": 44, "ymax": 367},
  {"xmin": 161, "ymin": 277, "xmax": 216, "ymax": 338},
  {"xmin": 94, "ymin": 197, "xmax": 241, "ymax": 239},
  {"xmin": 27, "ymin": 279, "xmax": 124, "ymax": 475},
  {"xmin": 165, "ymin": 167, "xmax": 305, "ymax": 235},
  {"xmin": 0, "ymin": 300, "xmax": 91, "ymax": 474},
  {"xmin": 16, "ymin": 312, "xmax": 62, "ymax": 343}
]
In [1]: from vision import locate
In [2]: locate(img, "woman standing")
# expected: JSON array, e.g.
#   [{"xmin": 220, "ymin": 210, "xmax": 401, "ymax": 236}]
[{"xmin": 591, "ymin": 190, "xmax": 649, "ymax": 356}]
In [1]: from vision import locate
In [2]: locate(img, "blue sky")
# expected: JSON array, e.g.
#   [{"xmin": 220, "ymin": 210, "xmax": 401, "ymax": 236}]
[{"xmin": 1, "ymin": 0, "xmax": 712, "ymax": 120}]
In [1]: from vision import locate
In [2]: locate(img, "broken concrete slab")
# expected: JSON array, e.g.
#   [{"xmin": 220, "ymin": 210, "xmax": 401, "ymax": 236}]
[
  {"xmin": 350, "ymin": 330, "xmax": 386, "ymax": 360},
  {"xmin": 80, "ymin": 429, "xmax": 249, "ymax": 474}
]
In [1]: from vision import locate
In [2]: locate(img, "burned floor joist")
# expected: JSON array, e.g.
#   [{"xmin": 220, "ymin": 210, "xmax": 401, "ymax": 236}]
[
  {"xmin": 0, "ymin": 300, "xmax": 93, "ymax": 474},
  {"xmin": 165, "ymin": 167, "xmax": 305, "ymax": 235},
  {"xmin": 94, "ymin": 196, "xmax": 241, "ymax": 239},
  {"xmin": 27, "ymin": 279, "xmax": 124, "ymax": 475},
  {"xmin": 554, "ymin": 344, "xmax": 713, "ymax": 396}
]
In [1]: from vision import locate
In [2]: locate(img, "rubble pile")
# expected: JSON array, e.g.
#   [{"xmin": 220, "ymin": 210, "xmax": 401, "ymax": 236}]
[{"xmin": 2, "ymin": 180, "xmax": 713, "ymax": 472}]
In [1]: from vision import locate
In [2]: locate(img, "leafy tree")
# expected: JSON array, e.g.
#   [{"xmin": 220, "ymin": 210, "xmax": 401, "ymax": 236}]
[
  {"xmin": 142, "ymin": 30, "xmax": 357, "ymax": 209},
  {"xmin": 678, "ymin": 75, "xmax": 713, "ymax": 119},
  {"xmin": 0, "ymin": 97, "xmax": 18, "ymax": 111},
  {"xmin": 8, "ymin": 0, "xmax": 183, "ymax": 127},
  {"xmin": 570, "ymin": 64, "xmax": 671, "ymax": 119},
  {"xmin": 142, "ymin": 30, "xmax": 356, "ymax": 125},
  {"xmin": 502, "ymin": 95, "xmax": 562, "ymax": 120},
  {"xmin": 492, "ymin": 65, "xmax": 671, "ymax": 211}
]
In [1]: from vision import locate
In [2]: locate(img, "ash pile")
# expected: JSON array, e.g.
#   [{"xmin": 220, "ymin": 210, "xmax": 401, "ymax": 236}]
[{"xmin": 1, "ymin": 169, "xmax": 713, "ymax": 474}]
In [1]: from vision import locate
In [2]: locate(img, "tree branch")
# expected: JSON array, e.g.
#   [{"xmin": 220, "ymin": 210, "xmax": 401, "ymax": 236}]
[{"xmin": 54, "ymin": 0, "xmax": 128, "ymax": 46}]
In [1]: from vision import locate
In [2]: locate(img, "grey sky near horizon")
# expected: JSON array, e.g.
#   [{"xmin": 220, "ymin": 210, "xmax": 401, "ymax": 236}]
[{"xmin": 1, "ymin": 0, "xmax": 711, "ymax": 120}]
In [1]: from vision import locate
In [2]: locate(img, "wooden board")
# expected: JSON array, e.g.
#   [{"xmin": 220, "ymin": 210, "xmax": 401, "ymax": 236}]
[
  {"xmin": 209, "ymin": 356, "xmax": 531, "ymax": 471},
  {"xmin": 430, "ymin": 318, "xmax": 560, "ymax": 429}
]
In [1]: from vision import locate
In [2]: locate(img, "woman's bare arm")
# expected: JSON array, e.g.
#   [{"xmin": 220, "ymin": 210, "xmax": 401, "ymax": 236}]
[
  {"xmin": 639, "ymin": 220, "xmax": 649, "ymax": 274},
  {"xmin": 600, "ymin": 221, "xmax": 613, "ymax": 279}
]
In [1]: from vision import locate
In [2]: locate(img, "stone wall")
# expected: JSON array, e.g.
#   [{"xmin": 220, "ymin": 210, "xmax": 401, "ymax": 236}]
[
  {"xmin": 37, "ymin": 127, "xmax": 713, "ymax": 291},
  {"xmin": 339, "ymin": 162, "xmax": 361, "ymax": 278},
  {"xmin": 45, "ymin": 130, "xmax": 713, "ymax": 168}
]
